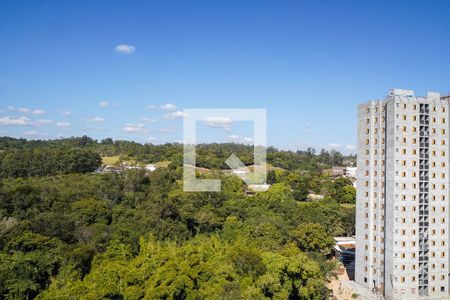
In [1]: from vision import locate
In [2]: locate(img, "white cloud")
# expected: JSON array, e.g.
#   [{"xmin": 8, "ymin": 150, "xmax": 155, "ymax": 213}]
[
  {"xmin": 60, "ymin": 110, "xmax": 71, "ymax": 116},
  {"xmin": 229, "ymin": 134, "xmax": 253, "ymax": 144},
  {"xmin": 160, "ymin": 103, "xmax": 176, "ymax": 111},
  {"xmin": 18, "ymin": 108, "xmax": 30, "ymax": 113},
  {"xmin": 8, "ymin": 106, "xmax": 45, "ymax": 115},
  {"xmin": 114, "ymin": 44, "xmax": 136, "ymax": 54},
  {"xmin": 99, "ymin": 101, "xmax": 109, "ymax": 107},
  {"xmin": 33, "ymin": 109, "xmax": 45, "ymax": 115},
  {"xmin": 23, "ymin": 130, "xmax": 47, "ymax": 137},
  {"xmin": 83, "ymin": 125, "xmax": 105, "ymax": 132},
  {"xmin": 327, "ymin": 143, "xmax": 341, "ymax": 149},
  {"xmin": 158, "ymin": 126, "xmax": 177, "ymax": 133},
  {"xmin": 86, "ymin": 116, "xmax": 105, "ymax": 122},
  {"xmin": 56, "ymin": 122, "xmax": 70, "ymax": 128},
  {"xmin": 122, "ymin": 123, "xmax": 149, "ymax": 133},
  {"xmin": 0, "ymin": 116, "xmax": 32, "ymax": 125},
  {"xmin": 203, "ymin": 117, "xmax": 232, "ymax": 129},
  {"xmin": 35, "ymin": 119, "xmax": 53, "ymax": 125},
  {"xmin": 147, "ymin": 137, "xmax": 159, "ymax": 142},
  {"xmin": 147, "ymin": 104, "xmax": 157, "ymax": 109},
  {"xmin": 141, "ymin": 117, "xmax": 157, "ymax": 122},
  {"xmin": 345, "ymin": 144, "xmax": 355, "ymax": 151},
  {"xmin": 163, "ymin": 110, "xmax": 187, "ymax": 119},
  {"xmin": 282, "ymin": 142, "xmax": 315, "ymax": 151},
  {"xmin": 22, "ymin": 108, "xmax": 45, "ymax": 115}
]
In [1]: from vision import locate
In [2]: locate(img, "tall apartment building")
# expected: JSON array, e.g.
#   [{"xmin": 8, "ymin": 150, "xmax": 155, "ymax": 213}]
[{"xmin": 356, "ymin": 89, "xmax": 450, "ymax": 299}]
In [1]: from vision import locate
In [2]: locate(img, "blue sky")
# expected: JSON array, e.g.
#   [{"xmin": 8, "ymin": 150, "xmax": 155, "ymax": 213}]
[{"xmin": 1, "ymin": 0, "xmax": 450, "ymax": 153}]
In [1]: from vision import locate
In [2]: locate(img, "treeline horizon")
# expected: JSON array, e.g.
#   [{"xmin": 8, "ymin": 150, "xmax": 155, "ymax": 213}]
[{"xmin": 0, "ymin": 136, "xmax": 355, "ymax": 179}]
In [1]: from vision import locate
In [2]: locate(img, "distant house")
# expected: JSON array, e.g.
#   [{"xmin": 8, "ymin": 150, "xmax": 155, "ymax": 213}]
[
  {"xmin": 307, "ymin": 193, "xmax": 325, "ymax": 201},
  {"xmin": 145, "ymin": 164, "xmax": 157, "ymax": 172},
  {"xmin": 95, "ymin": 163, "xmax": 158, "ymax": 174},
  {"xmin": 103, "ymin": 165, "xmax": 124, "ymax": 173},
  {"xmin": 334, "ymin": 236, "xmax": 356, "ymax": 251},
  {"xmin": 344, "ymin": 167, "xmax": 357, "ymax": 178},
  {"xmin": 331, "ymin": 167, "xmax": 345, "ymax": 177},
  {"xmin": 124, "ymin": 165, "xmax": 140, "ymax": 170},
  {"xmin": 232, "ymin": 169, "xmax": 248, "ymax": 175},
  {"xmin": 325, "ymin": 166, "xmax": 357, "ymax": 179},
  {"xmin": 333, "ymin": 237, "xmax": 356, "ymax": 280},
  {"xmin": 247, "ymin": 184, "xmax": 271, "ymax": 192},
  {"xmin": 245, "ymin": 184, "xmax": 271, "ymax": 196}
]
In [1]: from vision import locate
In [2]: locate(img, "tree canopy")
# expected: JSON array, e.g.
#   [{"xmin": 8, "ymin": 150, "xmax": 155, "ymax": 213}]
[{"xmin": 0, "ymin": 136, "xmax": 356, "ymax": 299}]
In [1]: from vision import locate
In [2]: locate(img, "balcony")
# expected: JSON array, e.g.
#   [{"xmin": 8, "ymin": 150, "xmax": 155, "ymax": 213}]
[
  {"xmin": 419, "ymin": 245, "xmax": 429, "ymax": 251},
  {"xmin": 419, "ymin": 234, "xmax": 428, "ymax": 240}
]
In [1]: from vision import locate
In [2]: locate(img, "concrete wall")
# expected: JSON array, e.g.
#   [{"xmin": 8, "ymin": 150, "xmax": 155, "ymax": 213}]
[{"xmin": 356, "ymin": 89, "xmax": 450, "ymax": 299}]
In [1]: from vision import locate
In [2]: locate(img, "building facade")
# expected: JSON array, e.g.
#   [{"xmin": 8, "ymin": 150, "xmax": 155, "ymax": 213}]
[{"xmin": 356, "ymin": 89, "xmax": 450, "ymax": 299}]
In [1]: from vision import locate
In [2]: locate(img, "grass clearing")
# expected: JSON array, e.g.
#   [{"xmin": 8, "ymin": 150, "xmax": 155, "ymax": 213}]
[
  {"xmin": 154, "ymin": 160, "xmax": 171, "ymax": 168},
  {"xmin": 102, "ymin": 156, "xmax": 120, "ymax": 166},
  {"xmin": 340, "ymin": 203, "xmax": 356, "ymax": 209}
]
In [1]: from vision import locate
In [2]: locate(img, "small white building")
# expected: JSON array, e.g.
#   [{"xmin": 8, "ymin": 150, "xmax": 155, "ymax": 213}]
[
  {"xmin": 247, "ymin": 184, "xmax": 271, "ymax": 192},
  {"xmin": 334, "ymin": 236, "xmax": 356, "ymax": 249},
  {"xmin": 125, "ymin": 165, "xmax": 140, "ymax": 170},
  {"xmin": 307, "ymin": 193, "xmax": 325, "ymax": 201},
  {"xmin": 145, "ymin": 164, "xmax": 157, "ymax": 172},
  {"xmin": 232, "ymin": 169, "xmax": 248, "ymax": 175},
  {"xmin": 344, "ymin": 167, "xmax": 357, "ymax": 178}
]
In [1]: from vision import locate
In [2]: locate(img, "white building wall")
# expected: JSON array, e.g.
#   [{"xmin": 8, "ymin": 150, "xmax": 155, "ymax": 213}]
[
  {"xmin": 356, "ymin": 100, "xmax": 386, "ymax": 293},
  {"xmin": 356, "ymin": 89, "xmax": 450, "ymax": 300}
]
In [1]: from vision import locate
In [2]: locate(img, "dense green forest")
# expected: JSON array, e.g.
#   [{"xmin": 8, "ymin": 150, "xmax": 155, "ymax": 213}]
[
  {"xmin": 0, "ymin": 137, "xmax": 356, "ymax": 299},
  {"xmin": 0, "ymin": 136, "xmax": 355, "ymax": 177}
]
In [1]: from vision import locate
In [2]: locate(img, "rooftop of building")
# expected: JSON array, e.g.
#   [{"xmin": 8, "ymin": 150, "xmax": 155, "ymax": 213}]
[{"xmin": 359, "ymin": 88, "xmax": 450, "ymax": 108}]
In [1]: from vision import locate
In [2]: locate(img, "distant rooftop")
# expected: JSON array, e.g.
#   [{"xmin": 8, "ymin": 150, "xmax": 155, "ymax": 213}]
[
  {"xmin": 389, "ymin": 88, "xmax": 444, "ymax": 100},
  {"xmin": 389, "ymin": 88, "xmax": 414, "ymax": 97}
]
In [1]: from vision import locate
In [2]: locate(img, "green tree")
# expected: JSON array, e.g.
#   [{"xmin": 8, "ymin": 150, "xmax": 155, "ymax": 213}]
[{"xmin": 292, "ymin": 223, "xmax": 334, "ymax": 256}]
